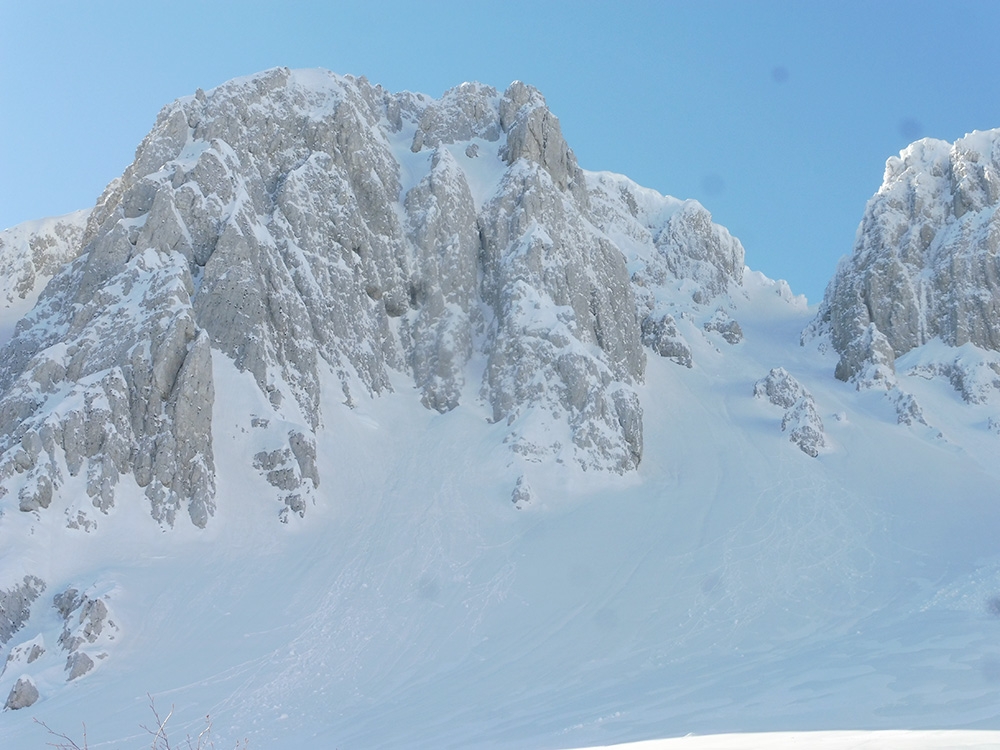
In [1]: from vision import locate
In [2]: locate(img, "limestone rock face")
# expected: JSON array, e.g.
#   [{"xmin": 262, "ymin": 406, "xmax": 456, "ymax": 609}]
[
  {"xmin": 1, "ymin": 636, "xmax": 45, "ymax": 677},
  {"xmin": 704, "ymin": 308, "xmax": 743, "ymax": 345},
  {"xmin": 499, "ymin": 82, "xmax": 588, "ymax": 204},
  {"xmin": 811, "ymin": 130, "xmax": 1000, "ymax": 384},
  {"xmin": 0, "ymin": 68, "xmax": 766, "ymax": 526},
  {"xmin": 655, "ymin": 201, "xmax": 745, "ymax": 303},
  {"xmin": 0, "ymin": 211, "xmax": 89, "ymax": 310},
  {"xmin": 479, "ymin": 161, "xmax": 644, "ymax": 471},
  {"xmin": 410, "ymin": 82, "xmax": 502, "ymax": 151},
  {"xmin": 0, "ymin": 577, "xmax": 45, "ymax": 647},
  {"xmin": 403, "ymin": 148, "xmax": 481, "ymax": 413},
  {"xmin": 0, "ymin": 250, "xmax": 215, "ymax": 527},
  {"xmin": 781, "ymin": 398, "xmax": 827, "ymax": 458},
  {"xmin": 585, "ymin": 171, "xmax": 749, "ymax": 374},
  {"xmin": 754, "ymin": 367, "xmax": 807, "ymax": 409}
]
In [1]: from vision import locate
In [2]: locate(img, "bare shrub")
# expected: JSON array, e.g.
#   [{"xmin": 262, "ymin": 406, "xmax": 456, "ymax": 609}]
[{"xmin": 34, "ymin": 694, "xmax": 248, "ymax": 749}]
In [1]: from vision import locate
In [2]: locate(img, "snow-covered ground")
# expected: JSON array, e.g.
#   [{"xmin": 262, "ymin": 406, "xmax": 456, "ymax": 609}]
[{"xmin": 574, "ymin": 730, "xmax": 1000, "ymax": 749}]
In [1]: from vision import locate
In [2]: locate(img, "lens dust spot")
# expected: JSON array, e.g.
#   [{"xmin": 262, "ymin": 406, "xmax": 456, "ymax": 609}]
[
  {"xmin": 985, "ymin": 595, "xmax": 1000, "ymax": 617},
  {"xmin": 702, "ymin": 173, "xmax": 726, "ymax": 196},
  {"xmin": 898, "ymin": 117, "xmax": 923, "ymax": 141},
  {"xmin": 771, "ymin": 65, "xmax": 789, "ymax": 84},
  {"xmin": 417, "ymin": 575, "xmax": 440, "ymax": 601}
]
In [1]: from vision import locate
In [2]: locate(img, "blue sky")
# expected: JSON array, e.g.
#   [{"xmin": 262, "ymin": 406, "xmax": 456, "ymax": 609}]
[{"xmin": 2, "ymin": 1, "xmax": 999, "ymax": 303}]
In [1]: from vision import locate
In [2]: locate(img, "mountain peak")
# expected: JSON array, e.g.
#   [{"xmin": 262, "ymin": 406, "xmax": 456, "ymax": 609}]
[
  {"xmin": 0, "ymin": 68, "xmax": 753, "ymax": 538},
  {"xmin": 810, "ymin": 127, "xmax": 1000, "ymax": 385}
]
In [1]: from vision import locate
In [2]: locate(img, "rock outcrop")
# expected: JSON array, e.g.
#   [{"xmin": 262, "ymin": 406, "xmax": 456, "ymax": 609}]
[
  {"xmin": 810, "ymin": 130, "xmax": 1000, "ymax": 386},
  {"xmin": 754, "ymin": 368, "xmax": 826, "ymax": 456},
  {"xmin": 54, "ymin": 587, "xmax": 118, "ymax": 681},
  {"xmin": 586, "ymin": 170, "xmax": 748, "ymax": 373},
  {"xmin": 641, "ymin": 313, "xmax": 693, "ymax": 367},
  {"xmin": 0, "ymin": 68, "xmax": 759, "ymax": 527},
  {"xmin": 0, "ymin": 577, "xmax": 45, "ymax": 647},
  {"xmin": 0, "ymin": 211, "xmax": 89, "ymax": 310},
  {"xmin": 1, "ymin": 636, "xmax": 45, "ymax": 677}
]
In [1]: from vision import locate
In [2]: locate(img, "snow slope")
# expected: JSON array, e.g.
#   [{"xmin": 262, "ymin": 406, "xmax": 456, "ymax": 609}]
[{"xmin": 2, "ymin": 71, "xmax": 1000, "ymax": 750}]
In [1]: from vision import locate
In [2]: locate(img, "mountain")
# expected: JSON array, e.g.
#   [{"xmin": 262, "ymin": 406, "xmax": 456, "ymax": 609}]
[{"xmin": 1, "ymin": 68, "xmax": 1000, "ymax": 749}]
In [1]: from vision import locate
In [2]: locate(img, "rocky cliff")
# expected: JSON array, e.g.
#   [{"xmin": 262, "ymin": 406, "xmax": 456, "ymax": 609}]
[
  {"xmin": 809, "ymin": 130, "xmax": 1000, "ymax": 390},
  {"xmin": 0, "ymin": 68, "xmax": 745, "ymax": 532}
]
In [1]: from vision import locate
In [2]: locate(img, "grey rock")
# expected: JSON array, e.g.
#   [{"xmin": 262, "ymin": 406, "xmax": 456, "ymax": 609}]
[
  {"xmin": 499, "ymin": 82, "xmax": 588, "ymax": 204},
  {"xmin": 832, "ymin": 323, "xmax": 896, "ymax": 387},
  {"xmin": 704, "ymin": 309, "xmax": 743, "ymax": 345},
  {"xmin": 887, "ymin": 387, "xmax": 928, "ymax": 427},
  {"xmin": 55, "ymin": 587, "xmax": 118, "ymax": 657},
  {"xmin": 479, "ymin": 160, "xmax": 645, "ymax": 471},
  {"xmin": 781, "ymin": 398, "xmax": 827, "ymax": 458},
  {"xmin": 4, "ymin": 677, "xmax": 38, "ymax": 710},
  {"xmin": 410, "ymin": 82, "xmax": 501, "ymax": 150},
  {"xmin": 2, "ymin": 638, "xmax": 45, "ymax": 676},
  {"xmin": 754, "ymin": 369, "xmax": 826, "ymax": 456},
  {"xmin": 641, "ymin": 313, "xmax": 693, "ymax": 368},
  {"xmin": 511, "ymin": 475, "xmax": 534, "ymax": 510},
  {"xmin": 658, "ymin": 202, "xmax": 745, "ymax": 303},
  {"xmin": 0, "ymin": 250, "xmax": 216, "ymax": 527},
  {"xmin": 906, "ymin": 354, "xmax": 1000, "ymax": 404},
  {"xmin": 403, "ymin": 148, "xmax": 480, "ymax": 412},
  {"xmin": 0, "ymin": 576, "xmax": 45, "ymax": 646},
  {"xmin": 586, "ymin": 172, "xmax": 745, "ymax": 311},
  {"xmin": 254, "ymin": 430, "xmax": 319, "ymax": 521},
  {"xmin": 3, "ymin": 67, "xmax": 773, "ymax": 515},
  {"xmin": 65, "ymin": 651, "xmax": 94, "ymax": 681},
  {"xmin": 754, "ymin": 368, "xmax": 807, "ymax": 408},
  {"xmin": 0, "ymin": 211, "xmax": 89, "ymax": 309},
  {"xmin": 811, "ymin": 130, "xmax": 1000, "ymax": 383}
]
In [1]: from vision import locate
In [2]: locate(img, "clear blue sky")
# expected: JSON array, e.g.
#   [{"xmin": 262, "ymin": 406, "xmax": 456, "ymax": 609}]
[{"xmin": 2, "ymin": 1, "xmax": 999, "ymax": 303}]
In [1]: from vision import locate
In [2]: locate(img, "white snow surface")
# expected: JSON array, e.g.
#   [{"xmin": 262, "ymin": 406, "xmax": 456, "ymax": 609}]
[
  {"xmin": 572, "ymin": 730, "xmax": 1000, "ymax": 749},
  {"xmin": 3, "ymin": 272, "xmax": 1000, "ymax": 748},
  {"xmin": 2, "ymin": 70, "xmax": 1000, "ymax": 750}
]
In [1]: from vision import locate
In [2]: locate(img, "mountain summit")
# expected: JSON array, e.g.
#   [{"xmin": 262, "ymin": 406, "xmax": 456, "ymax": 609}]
[{"xmin": 2, "ymin": 70, "xmax": 1000, "ymax": 749}]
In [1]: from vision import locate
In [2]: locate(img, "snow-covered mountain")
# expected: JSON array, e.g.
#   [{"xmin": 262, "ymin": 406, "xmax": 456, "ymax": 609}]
[{"xmin": 2, "ymin": 68, "xmax": 1000, "ymax": 749}]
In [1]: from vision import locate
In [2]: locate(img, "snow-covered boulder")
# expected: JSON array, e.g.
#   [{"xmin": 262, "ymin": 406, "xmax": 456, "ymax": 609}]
[{"xmin": 754, "ymin": 368, "xmax": 827, "ymax": 456}]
